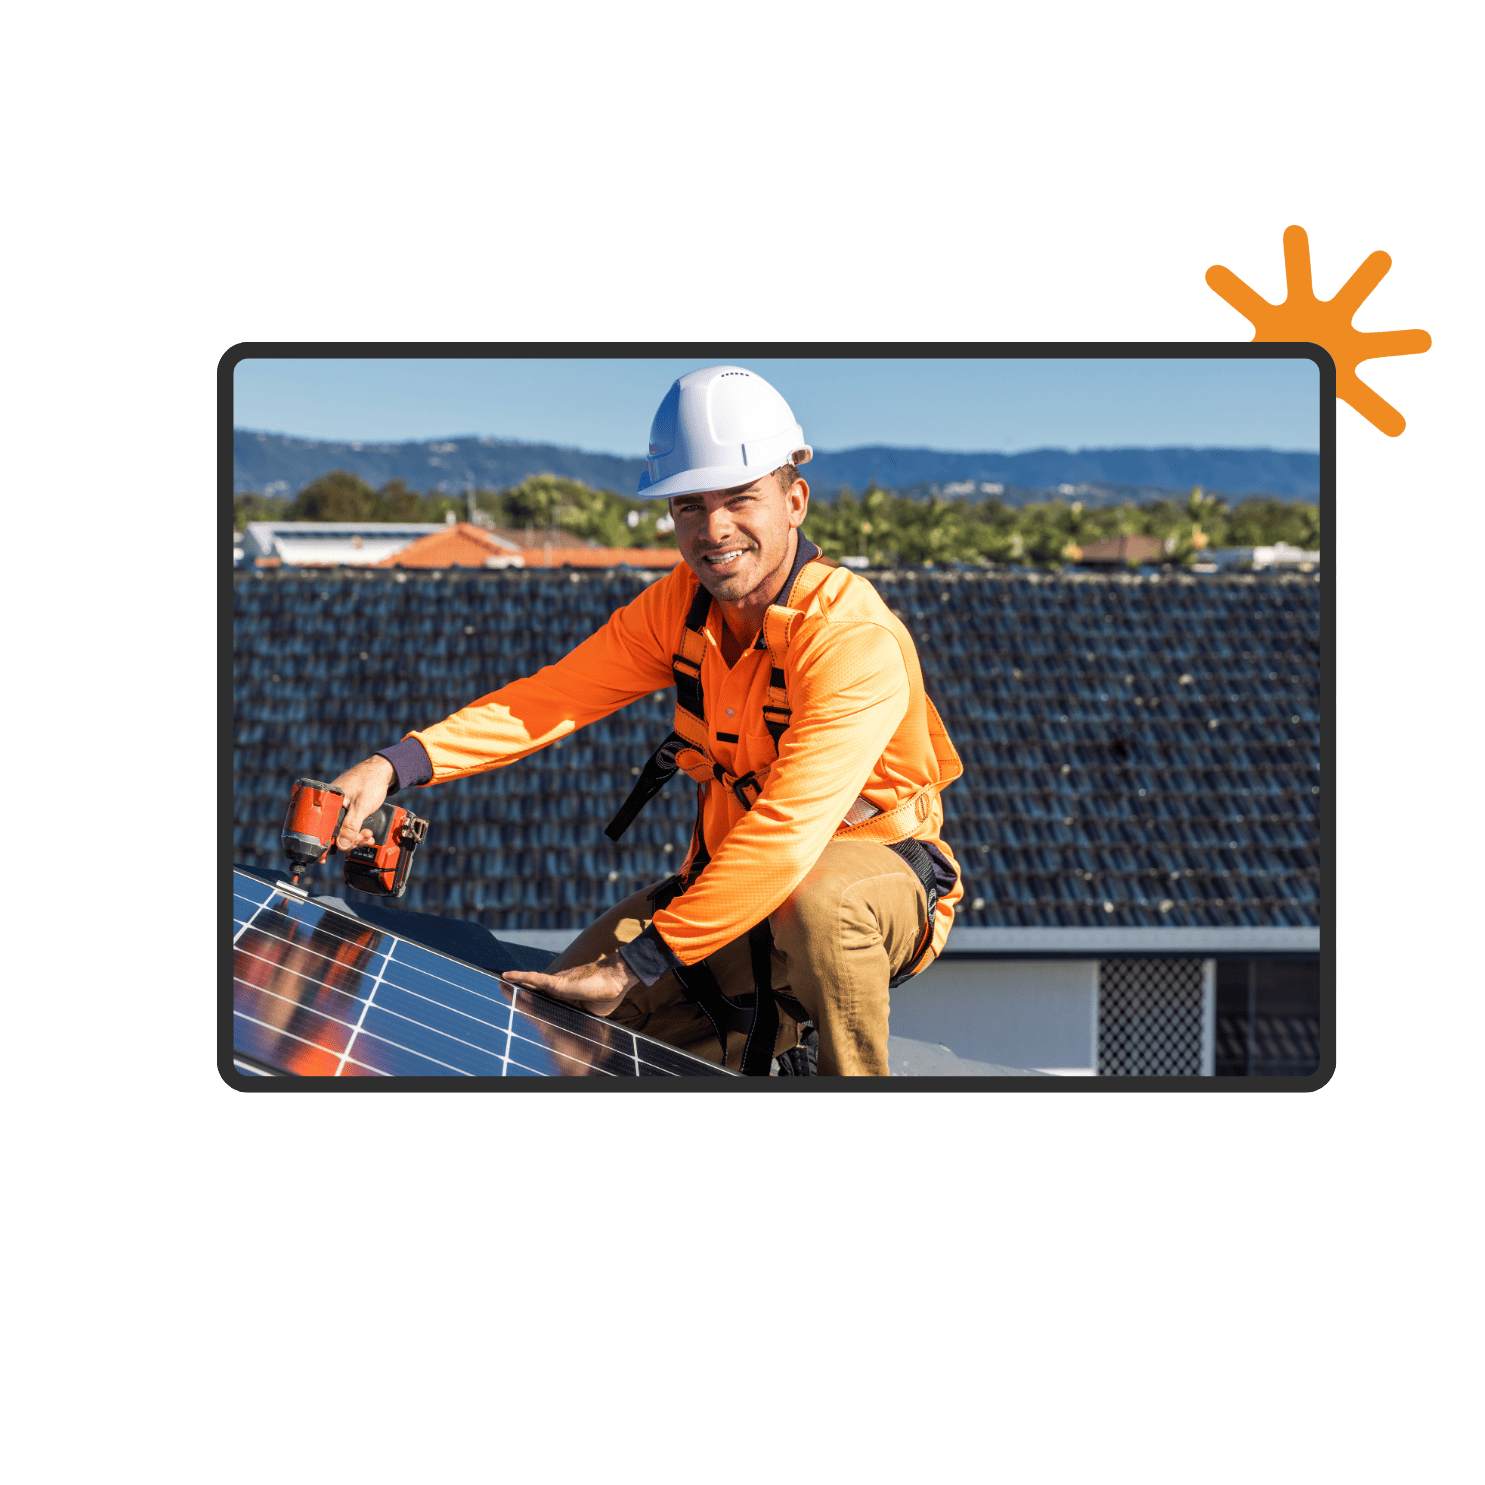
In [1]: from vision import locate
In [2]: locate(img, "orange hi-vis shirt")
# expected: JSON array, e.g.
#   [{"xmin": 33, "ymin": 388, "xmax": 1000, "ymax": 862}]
[{"xmin": 406, "ymin": 549, "xmax": 964, "ymax": 971}]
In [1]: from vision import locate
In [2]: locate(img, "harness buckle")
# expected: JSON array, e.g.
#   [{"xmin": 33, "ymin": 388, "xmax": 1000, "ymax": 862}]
[{"xmin": 731, "ymin": 772, "xmax": 762, "ymax": 811}]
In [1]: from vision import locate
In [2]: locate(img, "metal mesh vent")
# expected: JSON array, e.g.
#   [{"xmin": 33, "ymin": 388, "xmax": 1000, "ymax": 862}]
[{"xmin": 1098, "ymin": 959, "xmax": 1207, "ymax": 1076}]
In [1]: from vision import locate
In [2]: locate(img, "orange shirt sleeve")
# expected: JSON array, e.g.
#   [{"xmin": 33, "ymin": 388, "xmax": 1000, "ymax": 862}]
[
  {"xmin": 408, "ymin": 577, "xmax": 677, "ymax": 781},
  {"xmin": 651, "ymin": 617, "xmax": 911, "ymax": 964}
]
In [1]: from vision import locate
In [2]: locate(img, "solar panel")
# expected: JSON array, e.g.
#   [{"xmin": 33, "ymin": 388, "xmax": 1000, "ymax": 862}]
[{"xmin": 230, "ymin": 868, "xmax": 735, "ymax": 1080}]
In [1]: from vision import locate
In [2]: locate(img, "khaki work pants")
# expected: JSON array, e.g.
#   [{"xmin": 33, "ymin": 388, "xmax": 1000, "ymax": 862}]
[{"xmin": 549, "ymin": 839, "xmax": 931, "ymax": 1076}]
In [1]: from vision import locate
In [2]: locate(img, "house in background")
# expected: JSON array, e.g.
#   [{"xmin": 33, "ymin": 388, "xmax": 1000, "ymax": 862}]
[
  {"xmin": 1202, "ymin": 542, "xmax": 1321, "ymax": 572},
  {"xmin": 1070, "ymin": 533, "xmax": 1174, "ymax": 566},
  {"xmin": 379, "ymin": 522, "xmax": 684, "ymax": 570},
  {"xmin": 236, "ymin": 517, "xmax": 683, "ymax": 571},
  {"xmin": 373, "ymin": 522, "xmax": 525, "ymax": 569},
  {"xmin": 239, "ymin": 521, "xmax": 459, "ymax": 567}
]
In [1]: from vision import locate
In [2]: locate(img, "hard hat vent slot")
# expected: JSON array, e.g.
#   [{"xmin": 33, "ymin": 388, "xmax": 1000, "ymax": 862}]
[
  {"xmin": 708, "ymin": 373, "xmax": 795, "ymax": 445},
  {"xmin": 636, "ymin": 364, "xmax": 807, "ymax": 499}
]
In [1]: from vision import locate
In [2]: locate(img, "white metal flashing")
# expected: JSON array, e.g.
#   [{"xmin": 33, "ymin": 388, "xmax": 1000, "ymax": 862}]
[
  {"xmin": 943, "ymin": 926, "xmax": 1319, "ymax": 953},
  {"xmin": 494, "ymin": 925, "xmax": 1320, "ymax": 956}
]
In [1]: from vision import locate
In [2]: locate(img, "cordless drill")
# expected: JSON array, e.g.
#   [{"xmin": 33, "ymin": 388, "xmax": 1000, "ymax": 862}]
[{"xmin": 281, "ymin": 778, "xmax": 429, "ymax": 897}]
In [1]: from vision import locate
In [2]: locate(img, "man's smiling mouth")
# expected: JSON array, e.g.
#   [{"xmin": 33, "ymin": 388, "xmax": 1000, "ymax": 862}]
[{"xmin": 703, "ymin": 550, "xmax": 745, "ymax": 566}]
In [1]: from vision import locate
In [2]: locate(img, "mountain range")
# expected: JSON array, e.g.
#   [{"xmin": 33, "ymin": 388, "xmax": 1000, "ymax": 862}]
[{"xmin": 233, "ymin": 430, "xmax": 1321, "ymax": 504}]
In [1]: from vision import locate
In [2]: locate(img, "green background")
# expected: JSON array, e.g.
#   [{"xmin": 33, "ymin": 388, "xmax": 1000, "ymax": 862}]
[{"xmin": 11, "ymin": 2, "xmax": 1473, "ymax": 1485}]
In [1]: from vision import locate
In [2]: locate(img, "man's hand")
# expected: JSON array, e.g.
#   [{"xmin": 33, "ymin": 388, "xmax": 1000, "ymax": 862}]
[
  {"xmin": 503, "ymin": 950, "xmax": 640, "ymax": 1019},
  {"xmin": 328, "ymin": 755, "xmax": 397, "ymax": 851}
]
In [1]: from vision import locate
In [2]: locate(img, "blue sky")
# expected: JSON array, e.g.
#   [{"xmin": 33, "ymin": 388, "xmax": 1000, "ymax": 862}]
[{"xmin": 233, "ymin": 356, "xmax": 1320, "ymax": 455}]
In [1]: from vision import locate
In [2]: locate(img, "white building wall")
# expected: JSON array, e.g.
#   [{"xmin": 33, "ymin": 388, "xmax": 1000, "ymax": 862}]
[
  {"xmin": 241, "ymin": 522, "xmax": 450, "ymax": 565},
  {"xmin": 890, "ymin": 958, "xmax": 1099, "ymax": 1074}
]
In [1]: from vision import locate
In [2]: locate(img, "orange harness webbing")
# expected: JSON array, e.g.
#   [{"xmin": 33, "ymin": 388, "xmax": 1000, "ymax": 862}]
[{"xmin": 603, "ymin": 558, "xmax": 956, "ymax": 1074}]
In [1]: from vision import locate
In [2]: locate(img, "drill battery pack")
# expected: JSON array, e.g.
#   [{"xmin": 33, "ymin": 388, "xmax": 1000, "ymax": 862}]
[{"xmin": 341, "ymin": 801, "xmax": 429, "ymax": 897}]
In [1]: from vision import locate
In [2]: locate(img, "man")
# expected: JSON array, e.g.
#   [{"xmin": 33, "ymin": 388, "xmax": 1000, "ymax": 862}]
[{"xmin": 330, "ymin": 365, "xmax": 962, "ymax": 1075}]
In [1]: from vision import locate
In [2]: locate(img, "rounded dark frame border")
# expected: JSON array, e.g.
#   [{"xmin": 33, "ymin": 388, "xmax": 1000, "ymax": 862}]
[{"xmin": 218, "ymin": 341, "xmax": 1336, "ymax": 1094}]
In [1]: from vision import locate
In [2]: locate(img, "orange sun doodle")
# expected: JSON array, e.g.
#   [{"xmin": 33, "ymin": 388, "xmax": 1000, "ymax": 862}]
[{"xmin": 1206, "ymin": 226, "xmax": 1431, "ymax": 436}]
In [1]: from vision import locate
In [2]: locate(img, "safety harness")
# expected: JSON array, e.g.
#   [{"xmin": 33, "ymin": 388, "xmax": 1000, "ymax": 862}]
[{"xmin": 604, "ymin": 553, "xmax": 960, "ymax": 1075}]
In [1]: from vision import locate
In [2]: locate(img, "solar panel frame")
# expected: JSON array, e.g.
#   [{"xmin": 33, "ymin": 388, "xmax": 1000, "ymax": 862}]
[{"xmin": 225, "ymin": 868, "xmax": 738, "ymax": 1087}]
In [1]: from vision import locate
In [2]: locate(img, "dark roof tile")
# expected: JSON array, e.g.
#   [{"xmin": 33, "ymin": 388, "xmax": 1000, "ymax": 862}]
[{"xmin": 233, "ymin": 567, "xmax": 1321, "ymax": 933}]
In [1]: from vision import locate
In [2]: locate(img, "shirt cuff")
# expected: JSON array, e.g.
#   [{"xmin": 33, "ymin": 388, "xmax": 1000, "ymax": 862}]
[
  {"xmin": 617, "ymin": 923, "xmax": 685, "ymax": 987},
  {"xmin": 376, "ymin": 736, "xmax": 434, "ymax": 793}
]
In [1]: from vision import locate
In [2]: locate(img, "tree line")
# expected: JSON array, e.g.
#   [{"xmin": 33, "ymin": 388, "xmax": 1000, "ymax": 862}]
[
  {"xmin": 232, "ymin": 471, "xmax": 675, "ymax": 548},
  {"xmin": 805, "ymin": 485, "xmax": 1320, "ymax": 565},
  {"xmin": 234, "ymin": 470, "xmax": 1321, "ymax": 567}
]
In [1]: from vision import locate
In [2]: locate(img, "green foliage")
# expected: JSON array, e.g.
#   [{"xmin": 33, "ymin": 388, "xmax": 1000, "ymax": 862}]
[
  {"xmin": 374, "ymin": 478, "xmax": 438, "ymax": 522},
  {"xmin": 233, "ymin": 471, "xmax": 673, "ymax": 544},
  {"xmin": 1223, "ymin": 498, "xmax": 1320, "ymax": 549},
  {"xmin": 803, "ymin": 483, "xmax": 1321, "ymax": 566},
  {"xmin": 233, "ymin": 493, "xmax": 289, "ymax": 530},
  {"xmin": 293, "ymin": 470, "xmax": 378, "ymax": 522},
  {"xmin": 235, "ymin": 470, "xmax": 461, "ymax": 526},
  {"xmin": 238, "ymin": 474, "xmax": 1319, "ymax": 562},
  {"xmin": 485, "ymin": 475, "xmax": 676, "ymax": 548}
]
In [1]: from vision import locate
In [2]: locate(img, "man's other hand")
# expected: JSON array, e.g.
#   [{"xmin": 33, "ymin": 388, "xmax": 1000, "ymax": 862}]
[
  {"xmin": 503, "ymin": 950, "xmax": 640, "ymax": 1019},
  {"xmin": 329, "ymin": 755, "xmax": 396, "ymax": 851}
]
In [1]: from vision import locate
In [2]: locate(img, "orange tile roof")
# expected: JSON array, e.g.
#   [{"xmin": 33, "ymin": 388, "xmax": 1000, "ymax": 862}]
[
  {"xmin": 375, "ymin": 523, "xmax": 517, "ymax": 568},
  {"xmin": 378, "ymin": 523, "xmax": 683, "ymax": 569}
]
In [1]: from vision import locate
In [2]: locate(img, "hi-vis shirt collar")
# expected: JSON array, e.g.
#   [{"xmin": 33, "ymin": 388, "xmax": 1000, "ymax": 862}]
[
  {"xmin": 754, "ymin": 534, "xmax": 822, "ymax": 639},
  {"xmin": 605, "ymin": 536, "xmax": 825, "ymax": 841}
]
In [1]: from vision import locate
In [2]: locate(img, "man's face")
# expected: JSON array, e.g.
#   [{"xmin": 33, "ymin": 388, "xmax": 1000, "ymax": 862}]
[{"xmin": 669, "ymin": 472, "xmax": 809, "ymax": 613}]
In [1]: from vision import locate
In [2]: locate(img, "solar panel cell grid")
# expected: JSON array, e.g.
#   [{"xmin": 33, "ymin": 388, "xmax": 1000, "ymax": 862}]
[{"xmin": 231, "ymin": 869, "xmax": 733, "ymax": 1079}]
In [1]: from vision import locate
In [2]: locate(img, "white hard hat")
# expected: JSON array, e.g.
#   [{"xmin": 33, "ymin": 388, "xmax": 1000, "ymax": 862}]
[{"xmin": 636, "ymin": 365, "xmax": 813, "ymax": 500}]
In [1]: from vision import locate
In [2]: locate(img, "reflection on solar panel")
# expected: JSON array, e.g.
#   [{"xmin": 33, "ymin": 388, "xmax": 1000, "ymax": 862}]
[{"xmin": 231, "ymin": 869, "xmax": 734, "ymax": 1079}]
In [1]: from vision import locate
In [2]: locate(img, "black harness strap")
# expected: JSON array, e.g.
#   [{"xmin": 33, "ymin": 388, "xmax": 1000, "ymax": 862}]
[
  {"xmin": 604, "ymin": 731, "xmax": 685, "ymax": 842},
  {"xmin": 671, "ymin": 957, "xmax": 742, "ymax": 1066},
  {"xmin": 739, "ymin": 920, "xmax": 780, "ymax": 1077},
  {"xmin": 665, "ymin": 921, "xmax": 785, "ymax": 1076},
  {"xmin": 670, "ymin": 583, "xmax": 712, "ymax": 723},
  {"xmin": 762, "ymin": 667, "xmax": 791, "ymax": 748},
  {"xmin": 729, "ymin": 769, "xmax": 762, "ymax": 810},
  {"xmin": 606, "ymin": 584, "xmax": 714, "ymax": 841},
  {"xmin": 885, "ymin": 837, "xmax": 942, "ymax": 989},
  {"xmin": 647, "ymin": 873, "xmax": 687, "ymax": 914},
  {"xmin": 650, "ymin": 876, "xmax": 786, "ymax": 1075}
]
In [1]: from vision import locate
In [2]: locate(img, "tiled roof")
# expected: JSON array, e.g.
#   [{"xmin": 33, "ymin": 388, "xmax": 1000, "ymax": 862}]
[
  {"xmin": 879, "ymin": 568, "xmax": 1319, "ymax": 930},
  {"xmin": 232, "ymin": 565, "xmax": 1321, "ymax": 936},
  {"xmin": 377, "ymin": 523, "xmax": 682, "ymax": 569},
  {"xmin": 1075, "ymin": 534, "xmax": 1168, "ymax": 564},
  {"xmin": 376, "ymin": 523, "xmax": 522, "ymax": 567}
]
